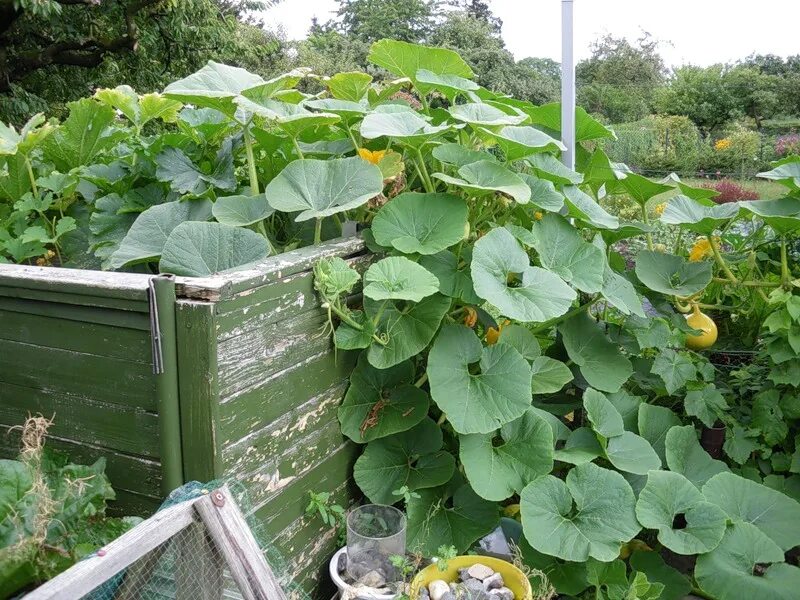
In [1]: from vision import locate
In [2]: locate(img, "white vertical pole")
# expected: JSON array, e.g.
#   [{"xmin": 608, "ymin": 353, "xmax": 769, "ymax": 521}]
[{"xmin": 561, "ymin": 0, "xmax": 576, "ymax": 170}]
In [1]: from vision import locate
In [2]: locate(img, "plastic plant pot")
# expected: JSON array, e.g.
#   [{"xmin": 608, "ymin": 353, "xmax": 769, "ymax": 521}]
[
  {"xmin": 346, "ymin": 504, "xmax": 407, "ymax": 584},
  {"xmin": 329, "ymin": 547, "xmax": 398, "ymax": 600}
]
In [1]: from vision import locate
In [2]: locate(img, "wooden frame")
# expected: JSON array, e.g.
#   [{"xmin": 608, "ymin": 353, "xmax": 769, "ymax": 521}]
[{"xmin": 25, "ymin": 485, "xmax": 287, "ymax": 600}]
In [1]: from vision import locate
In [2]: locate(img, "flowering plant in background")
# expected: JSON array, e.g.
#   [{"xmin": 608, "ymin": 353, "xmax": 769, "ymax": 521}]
[
  {"xmin": 775, "ymin": 133, "xmax": 800, "ymax": 157},
  {"xmin": 703, "ymin": 179, "xmax": 758, "ymax": 203},
  {"xmin": 714, "ymin": 138, "xmax": 731, "ymax": 152}
]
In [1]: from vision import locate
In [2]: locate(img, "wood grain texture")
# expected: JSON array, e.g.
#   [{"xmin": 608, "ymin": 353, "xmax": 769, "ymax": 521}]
[
  {"xmin": 176, "ymin": 300, "xmax": 222, "ymax": 482},
  {"xmin": 0, "ymin": 263, "xmax": 152, "ymax": 300}
]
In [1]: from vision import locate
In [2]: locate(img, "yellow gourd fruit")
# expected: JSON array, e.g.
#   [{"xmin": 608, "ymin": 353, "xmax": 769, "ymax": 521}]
[{"xmin": 685, "ymin": 304, "xmax": 717, "ymax": 350}]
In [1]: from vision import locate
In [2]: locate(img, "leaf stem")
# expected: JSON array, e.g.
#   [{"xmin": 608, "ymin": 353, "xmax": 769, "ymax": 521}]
[
  {"xmin": 707, "ymin": 235, "xmax": 737, "ymax": 283},
  {"xmin": 25, "ymin": 157, "xmax": 38, "ymax": 197},
  {"xmin": 530, "ymin": 296, "xmax": 600, "ymax": 334},
  {"xmin": 414, "ymin": 147, "xmax": 435, "ymax": 193},
  {"xmin": 292, "ymin": 136, "xmax": 305, "ymax": 159},
  {"xmin": 712, "ymin": 277, "xmax": 780, "ymax": 288},
  {"xmin": 781, "ymin": 236, "xmax": 791, "ymax": 288},
  {"xmin": 372, "ymin": 299, "xmax": 389, "ymax": 328},
  {"xmin": 314, "ymin": 218, "xmax": 323, "ymax": 245},
  {"xmin": 326, "ymin": 300, "xmax": 388, "ymax": 346},
  {"xmin": 242, "ymin": 127, "xmax": 259, "ymax": 195},
  {"xmin": 640, "ymin": 203, "xmax": 654, "ymax": 250},
  {"xmin": 414, "ymin": 373, "xmax": 428, "ymax": 388}
]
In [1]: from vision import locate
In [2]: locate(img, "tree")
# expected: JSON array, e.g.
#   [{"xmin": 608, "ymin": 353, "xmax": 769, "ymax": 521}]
[
  {"xmin": 576, "ymin": 34, "xmax": 666, "ymax": 123},
  {"xmin": 445, "ymin": 0, "xmax": 502, "ymax": 33},
  {"xmin": 655, "ymin": 65, "xmax": 737, "ymax": 134},
  {"xmin": 0, "ymin": 0, "xmax": 285, "ymax": 123},
  {"xmin": 333, "ymin": 0, "xmax": 436, "ymax": 43}
]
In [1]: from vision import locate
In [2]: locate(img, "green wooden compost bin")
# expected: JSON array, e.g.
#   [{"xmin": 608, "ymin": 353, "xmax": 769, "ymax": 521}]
[{"xmin": 0, "ymin": 236, "xmax": 366, "ymax": 596}]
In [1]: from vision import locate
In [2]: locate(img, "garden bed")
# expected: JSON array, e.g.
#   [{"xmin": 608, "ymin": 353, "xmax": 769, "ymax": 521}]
[{"xmin": 0, "ymin": 235, "xmax": 367, "ymax": 595}]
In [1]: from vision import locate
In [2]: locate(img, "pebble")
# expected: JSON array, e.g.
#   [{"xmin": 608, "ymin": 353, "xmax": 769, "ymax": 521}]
[
  {"xmin": 429, "ymin": 579, "xmax": 451, "ymax": 600},
  {"xmin": 467, "ymin": 564, "xmax": 495, "ymax": 581},
  {"xmin": 482, "ymin": 573, "xmax": 504, "ymax": 591},
  {"xmin": 419, "ymin": 588, "xmax": 431, "ymax": 600},
  {"xmin": 337, "ymin": 552, "xmax": 347, "ymax": 573},
  {"xmin": 441, "ymin": 593, "xmax": 456, "ymax": 600},
  {"xmin": 488, "ymin": 587, "xmax": 514, "ymax": 600},
  {"xmin": 358, "ymin": 570, "xmax": 386, "ymax": 588},
  {"xmin": 458, "ymin": 568, "xmax": 471, "ymax": 582}
]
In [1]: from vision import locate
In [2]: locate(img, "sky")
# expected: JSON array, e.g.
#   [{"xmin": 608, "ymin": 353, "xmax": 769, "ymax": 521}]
[{"xmin": 261, "ymin": 0, "xmax": 800, "ymax": 67}]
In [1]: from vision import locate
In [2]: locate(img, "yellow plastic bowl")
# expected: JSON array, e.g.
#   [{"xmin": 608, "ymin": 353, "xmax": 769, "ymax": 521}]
[{"xmin": 410, "ymin": 556, "xmax": 532, "ymax": 600}]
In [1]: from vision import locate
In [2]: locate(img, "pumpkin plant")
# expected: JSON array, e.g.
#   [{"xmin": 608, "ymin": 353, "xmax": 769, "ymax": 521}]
[{"xmin": 310, "ymin": 40, "xmax": 800, "ymax": 600}]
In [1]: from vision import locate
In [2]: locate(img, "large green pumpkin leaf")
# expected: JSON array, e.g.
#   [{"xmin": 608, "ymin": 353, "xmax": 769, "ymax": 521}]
[
  {"xmin": 519, "ymin": 537, "xmax": 590, "ymax": 597},
  {"xmin": 43, "ymin": 99, "xmax": 121, "ymax": 171},
  {"xmin": 432, "ymin": 143, "xmax": 497, "ymax": 168},
  {"xmin": 212, "ymin": 193, "xmax": 274, "ymax": 227},
  {"xmin": 416, "ymin": 69, "xmax": 479, "ymax": 99},
  {"xmin": 702, "ymin": 471, "xmax": 800, "ymax": 551},
  {"xmin": 638, "ymin": 403, "xmax": 681, "ymax": 463},
  {"xmin": 584, "ymin": 388, "xmax": 625, "ymax": 438},
  {"xmin": 757, "ymin": 157, "xmax": 800, "ymax": 191},
  {"xmin": 326, "ymin": 71, "xmax": 372, "ymax": 102},
  {"xmin": 531, "ymin": 213, "xmax": 605, "ymax": 293},
  {"xmin": 449, "ymin": 103, "xmax": 527, "ymax": 127},
  {"xmin": 743, "ymin": 197, "xmax": 800, "ymax": 234},
  {"xmin": 0, "ymin": 459, "xmax": 32, "ymax": 524},
  {"xmin": 561, "ymin": 185, "xmax": 619, "ymax": 230},
  {"xmin": 110, "ymin": 199, "xmax": 212, "ymax": 269},
  {"xmin": 636, "ymin": 470, "xmax": 727, "ymax": 554},
  {"xmin": 264, "ymin": 157, "xmax": 383, "ymax": 221},
  {"xmin": 428, "ymin": 325, "xmax": 532, "ymax": 434},
  {"xmin": 523, "ymin": 102, "xmax": 615, "ymax": 142},
  {"xmin": 497, "ymin": 324, "xmax": 540, "ymax": 361},
  {"xmin": 163, "ymin": 61, "xmax": 265, "ymax": 115},
  {"xmin": 363, "ymin": 257, "xmax": 440, "ymax": 302},
  {"xmin": 360, "ymin": 107, "xmax": 451, "ymax": 143},
  {"xmin": 521, "ymin": 174, "xmax": 565, "ymax": 212},
  {"xmin": 660, "ymin": 195, "xmax": 740, "ymax": 234},
  {"xmin": 684, "ymin": 383, "xmax": 729, "ymax": 428},
  {"xmin": 635, "ymin": 250, "xmax": 712, "ymax": 297},
  {"xmin": 368, "ymin": 39, "xmax": 473, "ymax": 85},
  {"xmin": 372, "ymin": 192, "xmax": 468, "ymax": 255},
  {"xmin": 353, "ymin": 419, "xmax": 455, "ymax": 504},
  {"xmin": 560, "ymin": 313, "xmax": 632, "ymax": 393},
  {"xmin": 606, "ymin": 432, "xmax": 661, "ymax": 475},
  {"xmin": 619, "ymin": 173, "xmax": 673, "ymax": 206},
  {"xmin": 419, "ymin": 250, "xmax": 480, "ymax": 304},
  {"xmin": 434, "ymin": 160, "xmax": 531, "ymax": 203},
  {"xmin": 155, "ymin": 144, "xmax": 235, "ymax": 196},
  {"xmin": 601, "ymin": 266, "xmax": 646, "ymax": 317},
  {"xmin": 695, "ymin": 523, "xmax": 800, "ymax": 600},
  {"xmin": 520, "ymin": 462, "xmax": 640, "ymax": 562},
  {"xmin": 159, "ymin": 222, "xmax": 270, "ymax": 276},
  {"xmin": 528, "ymin": 154, "xmax": 583, "ymax": 185},
  {"xmin": 480, "ymin": 125, "xmax": 565, "ymax": 161},
  {"xmin": 406, "ymin": 480, "xmax": 498, "ymax": 555},
  {"xmin": 472, "ymin": 228, "xmax": 576, "ymax": 323},
  {"xmin": 366, "ymin": 294, "xmax": 450, "ymax": 369},
  {"xmin": 554, "ymin": 427, "xmax": 603, "ymax": 465},
  {"xmin": 530, "ymin": 356, "xmax": 573, "ymax": 395},
  {"xmin": 235, "ymin": 98, "xmax": 340, "ymax": 137},
  {"xmin": 665, "ymin": 425, "xmax": 729, "ymax": 489},
  {"xmin": 459, "ymin": 409, "xmax": 554, "ymax": 501},
  {"xmin": 338, "ymin": 354, "xmax": 429, "ymax": 443}
]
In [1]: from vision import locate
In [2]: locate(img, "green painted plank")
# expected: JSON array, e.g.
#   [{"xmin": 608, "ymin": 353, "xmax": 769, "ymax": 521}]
[
  {"xmin": 215, "ymin": 254, "xmax": 372, "ymax": 340},
  {"xmin": 0, "ymin": 286, "xmax": 149, "ymax": 312},
  {"xmin": 0, "ymin": 296, "xmax": 151, "ymax": 330},
  {"xmin": 108, "ymin": 489, "xmax": 162, "ymax": 518},
  {"xmin": 0, "ymin": 382, "xmax": 160, "ymax": 458},
  {"xmin": 229, "ymin": 424, "xmax": 352, "ymax": 512},
  {"xmin": 176, "ymin": 300, "xmax": 222, "ymax": 482},
  {"xmin": 217, "ymin": 311, "xmax": 335, "ymax": 401},
  {"xmin": 0, "ymin": 263, "xmax": 151, "ymax": 301},
  {"xmin": 0, "ymin": 308, "xmax": 151, "ymax": 363},
  {"xmin": 0, "ymin": 423, "xmax": 162, "ymax": 501},
  {"xmin": 175, "ymin": 236, "xmax": 365, "ymax": 302},
  {"xmin": 0, "ymin": 338, "xmax": 157, "ymax": 411},
  {"xmin": 218, "ymin": 351, "xmax": 355, "ymax": 448}
]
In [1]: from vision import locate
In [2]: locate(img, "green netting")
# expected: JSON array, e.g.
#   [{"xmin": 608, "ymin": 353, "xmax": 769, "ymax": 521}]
[{"xmin": 77, "ymin": 480, "xmax": 311, "ymax": 600}]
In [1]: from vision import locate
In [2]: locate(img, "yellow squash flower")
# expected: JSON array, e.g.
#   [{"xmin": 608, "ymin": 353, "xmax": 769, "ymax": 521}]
[
  {"xmin": 486, "ymin": 319, "xmax": 510, "ymax": 345},
  {"xmin": 654, "ymin": 202, "xmax": 666, "ymax": 216},
  {"xmin": 463, "ymin": 306, "xmax": 478, "ymax": 328},
  {"xmin": 534, "ymin": 211, "xmax": 544, "ymax": 220},
  {"xmin": 689, "ymin": 237, "xmax": 720, "ymax": 262},
  {"xmin": 358, "ymin": 148, "xmax": 387, "ymax": 165}
]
